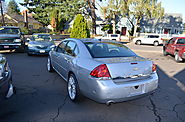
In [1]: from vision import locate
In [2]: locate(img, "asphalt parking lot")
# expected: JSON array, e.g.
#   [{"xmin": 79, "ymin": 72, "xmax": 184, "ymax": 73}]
[{"xmin": 0, "ymin": 43, "xmax": 185, "ymax": 122}]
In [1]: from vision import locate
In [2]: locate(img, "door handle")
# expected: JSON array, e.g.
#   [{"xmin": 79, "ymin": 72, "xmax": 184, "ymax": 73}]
[{"xmin": 64, "ymin": 57, "xmax": 70, "ymax": 63}]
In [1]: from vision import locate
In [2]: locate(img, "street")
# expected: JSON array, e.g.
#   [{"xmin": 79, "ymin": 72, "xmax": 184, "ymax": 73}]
[{"xmin": 0, "ymin": 43, "xmax": 185, "ymax": 122}]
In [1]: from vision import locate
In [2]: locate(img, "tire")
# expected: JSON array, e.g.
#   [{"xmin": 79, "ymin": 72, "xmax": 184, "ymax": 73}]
[
  {"xmin": 175, "ymin": 52, "xmax": 183, "ymax": 63},
  {"xmin": 47, "ymin": 57, "xmax": 54, "ymax": 72},
  {"xmin": 67, "ymin": 74, "xmax": 81, "ymax": 102},
  {"xmin": 154, "ymin": 41, "xmax": 159, "ymax": 46},
  {"xmin": 136, "ymin": 40, "xmax": 141, "ymax": 45}
]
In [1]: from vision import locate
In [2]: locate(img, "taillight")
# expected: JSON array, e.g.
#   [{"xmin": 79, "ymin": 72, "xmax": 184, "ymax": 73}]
[
  {"xmin": 152, "ymin": 63, "xmax": 156, "ymax": 72},
  {"xmin": 90, "ymin": 64, "xmax": 111, "ymax": 78}
]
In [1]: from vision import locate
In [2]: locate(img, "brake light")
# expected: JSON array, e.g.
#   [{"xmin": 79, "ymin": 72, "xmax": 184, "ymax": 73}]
[
  {"xmin": 90, "ymin": 64, "xmax": 111, "ymax": 78},
  {"xmin": 152, "ymin": 63, "xmax": 156, "ymax": 72}
]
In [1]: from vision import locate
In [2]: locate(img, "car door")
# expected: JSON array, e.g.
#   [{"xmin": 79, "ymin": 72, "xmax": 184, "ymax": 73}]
[
  {"xmin": 51, "ymin": 41, "xmax": 68, "ymax": 79},
  {"xmin": 141, "ymin": 35, "xmax": 149, "ymax": 44},
  {"xmin": 165, "ymin": 38, "xmax": 176, "ymax": 54},
  {"xmin": 61, "ymin": 40, "xmax": 78, "ymax": 80}
]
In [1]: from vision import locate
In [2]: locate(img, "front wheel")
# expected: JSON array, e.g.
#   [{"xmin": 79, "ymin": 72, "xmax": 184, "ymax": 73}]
[
  {"xmin": 175, "ymin": 52, "xmax": 183, "ymax": 63},
  {"xmin": 67, "ymin": 74, "xmax": 81, "ymax": 102}
]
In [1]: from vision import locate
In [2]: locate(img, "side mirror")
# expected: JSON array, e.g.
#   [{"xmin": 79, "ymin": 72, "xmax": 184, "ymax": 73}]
[{"xmin": 50, "ymin": 45, "xmax": 56, "ymax": 51}]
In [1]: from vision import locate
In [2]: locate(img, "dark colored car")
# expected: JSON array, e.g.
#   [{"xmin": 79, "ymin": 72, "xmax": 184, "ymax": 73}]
[
  {"xmin": 0, "ymin": 26, "xmax": 25, "ymax": 52},
  {"xmin": 27, "ymin": 33, "xmax": 55, "ymax": 55},
  {"xmin": 0, "ymin": 54, "xmax": 14, "ymax": 100},
  {"xmin": 163, "ymin": 37, "xmax": 185, "ymax": 62}
]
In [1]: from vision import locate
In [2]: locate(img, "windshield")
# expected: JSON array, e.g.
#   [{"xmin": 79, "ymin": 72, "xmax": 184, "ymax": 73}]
[
  {"xmin": 33, "ymin": 34, "xmax": 51, "ymax": 41},
  {"xmin": 0, "ymin": 28, "xmax": 20, "ymax": 34},
  {"xmin": 85, "ymin": 42, "xmax": 137, "ymax": 58}
]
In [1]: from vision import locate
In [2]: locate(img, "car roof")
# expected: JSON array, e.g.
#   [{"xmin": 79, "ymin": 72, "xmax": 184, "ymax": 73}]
[{"xmin": 0, "ymin": 26, "xmax": 20, "ymax": 29}]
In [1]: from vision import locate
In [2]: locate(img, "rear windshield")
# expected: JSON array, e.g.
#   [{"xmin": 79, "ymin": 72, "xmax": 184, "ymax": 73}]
[{"xmin": 85, "ymin": 42, "xmax": 137, "ymax": 58}]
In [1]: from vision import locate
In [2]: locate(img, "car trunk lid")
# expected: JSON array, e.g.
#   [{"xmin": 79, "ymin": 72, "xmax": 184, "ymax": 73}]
[{"xmin": 94, "ymin": 57, "xmax": 152, "ymax": 79}]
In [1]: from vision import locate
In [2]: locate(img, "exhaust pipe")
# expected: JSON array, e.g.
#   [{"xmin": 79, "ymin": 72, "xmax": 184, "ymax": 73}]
[{"xmin": 106, "ymin": 100, "xmax": 115, "ymax": 106}]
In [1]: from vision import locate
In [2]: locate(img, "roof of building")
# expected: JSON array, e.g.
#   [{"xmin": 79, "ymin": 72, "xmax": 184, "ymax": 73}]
[{"xmin": 0, "ymin": 13, "xmax": 42, "ymax": 25}]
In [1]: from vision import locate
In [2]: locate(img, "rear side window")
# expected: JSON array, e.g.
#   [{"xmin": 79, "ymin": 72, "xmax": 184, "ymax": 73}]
[
  {"xmin": 85, "ymin": 42, "xmax": 137, "ymax": 58},
  {"xmin": 176, "ymin": 39, "xmax": 185, "ymax": 44}
]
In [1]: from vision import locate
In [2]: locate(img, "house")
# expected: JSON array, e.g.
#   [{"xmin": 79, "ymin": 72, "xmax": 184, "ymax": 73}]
[
  {"xmin": 95, "ymin": 16, "xmax": 131, "ymax": 36},
  {"xmin": 0, "ymin": 13, "xmax": 43, "ymax": 30},
  {"xmin": 140, "ymin": 13, "xmax": 183, "ymax": 34}
]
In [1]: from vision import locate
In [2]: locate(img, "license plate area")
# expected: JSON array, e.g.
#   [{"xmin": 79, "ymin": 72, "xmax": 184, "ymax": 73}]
[
  {"xmin": 129, "ymin": 84, "xmax": 144, "ymax": 97},
  {"xmin": 4, "ymin": 46, "xmax": 9, "ymax": 48},
  {"xmin": 39, "ymin": 50, "xmax": 45, "ymax": 53}
]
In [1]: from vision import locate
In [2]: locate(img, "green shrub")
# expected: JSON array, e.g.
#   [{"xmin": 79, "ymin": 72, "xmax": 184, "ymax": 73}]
[{"xmin": 70, "ymin": 14, "xmax": 90, "ymax": 38}]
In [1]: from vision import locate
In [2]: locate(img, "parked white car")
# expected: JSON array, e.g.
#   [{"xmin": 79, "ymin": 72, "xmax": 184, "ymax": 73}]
[
  {"xmin": 95, "ymin": 34, "xmax": 121, "ymax": 41},
  {"xmin": 133, "ymin": 35, "xmax": 163, "ymax": 46}
]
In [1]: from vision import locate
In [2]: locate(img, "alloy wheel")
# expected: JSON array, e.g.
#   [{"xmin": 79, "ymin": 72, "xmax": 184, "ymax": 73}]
[{"xmin": 68, "ymin": 75, "xmax": 77, "ymax": 100}]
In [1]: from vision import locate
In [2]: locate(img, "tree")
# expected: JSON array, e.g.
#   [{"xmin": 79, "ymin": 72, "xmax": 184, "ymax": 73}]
[
  {"xmin": 70, "ymin": 14, "xmax": 90, "ymax": 38},
  {"xmin": 7, "ymin": 0, "xmax": 20, "ymax": 14},
  {"xmin": 21, "ymin": 0, "xmax": 85, "ymax": 30},
  {"xmin": 128, "ymin": 0, "xmax": 164, "ymax": 36},
  {"xmin": 101, "ymin": 0, "xmax": 164, "ymax": 36},
  {"xmin": 105, "ymin": 0, "xmax": 124, "ymax": 34}
]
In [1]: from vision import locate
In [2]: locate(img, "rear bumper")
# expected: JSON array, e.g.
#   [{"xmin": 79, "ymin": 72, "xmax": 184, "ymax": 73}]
[
  {"xmin": 85, "ymin": 73, "xmax": 158, "ymax": 103},
  {"xmin": 0, "ymin": 71, "xmax": 12, "ymax": 100}
]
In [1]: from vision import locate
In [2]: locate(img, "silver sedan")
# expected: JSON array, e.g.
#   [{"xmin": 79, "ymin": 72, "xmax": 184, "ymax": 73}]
[{"xmin": 47, "ymin": 38, "xmax": 158, "ymax": 104}]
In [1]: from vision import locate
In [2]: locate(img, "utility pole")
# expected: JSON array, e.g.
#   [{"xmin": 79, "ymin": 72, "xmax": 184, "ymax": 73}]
[
  {"xmin": 91, "ymin": 0, "xmax": 96, "ymax": 35},
  {"xmin": 0, "ymin": 0, "xmax": 5, "ymax": 26}
]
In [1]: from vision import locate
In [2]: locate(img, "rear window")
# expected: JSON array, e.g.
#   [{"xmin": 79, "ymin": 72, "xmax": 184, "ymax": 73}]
[{"xmin": 85, "ymin": 42, "xmax": 137, "ymax": 58}]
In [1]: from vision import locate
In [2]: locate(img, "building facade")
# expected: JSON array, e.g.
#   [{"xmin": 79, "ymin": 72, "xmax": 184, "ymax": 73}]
[{"xmin": 140, "ymin": 13, "xmax": 183, "ymax": 34}]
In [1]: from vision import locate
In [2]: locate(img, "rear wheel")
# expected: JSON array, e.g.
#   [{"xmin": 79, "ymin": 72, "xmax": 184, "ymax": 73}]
[
  {"xmin": 136, "ymin": 40, "xmax": 141, "ymax": 45},
  {"xmin": 154, "ymin": 41, "xmax": 159, "ymax": 46},
  {"xmin": 67, "ymin": 74, "xmax": 81, "ymax": 102},
  {"xmin": 175, "ymin": 52, "xmax": 183, "ymax": 62}
]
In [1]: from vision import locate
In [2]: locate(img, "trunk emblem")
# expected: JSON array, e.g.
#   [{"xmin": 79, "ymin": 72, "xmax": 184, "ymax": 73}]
[{"xmin": 133, "ymin": 67, "xmax": 139, "ymax": 71}]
